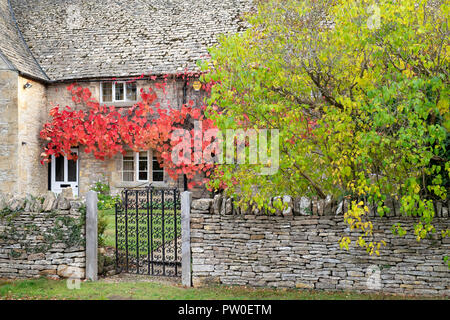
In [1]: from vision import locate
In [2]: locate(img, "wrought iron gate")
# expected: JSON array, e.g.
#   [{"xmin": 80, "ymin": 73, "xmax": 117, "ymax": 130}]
[{"xmin": 115, "ymin": 187, "xmax": 181, "ymax": 277}]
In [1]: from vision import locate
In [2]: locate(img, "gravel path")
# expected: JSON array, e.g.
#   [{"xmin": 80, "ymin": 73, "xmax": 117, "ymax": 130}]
[{"xmin": 99, "ymin": 273, "xmax": 181, "ymax": 285}]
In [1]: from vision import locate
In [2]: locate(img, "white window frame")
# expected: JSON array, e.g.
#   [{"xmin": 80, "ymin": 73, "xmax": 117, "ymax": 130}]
[
  {"xmin": 121, "ymin": 150, "xmax": 164, "ymax": 183},
  {"xmin": 136, "ymin": 150, "xmax": 150, "ymax": 182},
  {"xmin": 100, "ymin": 81, "xmax": 137, "ymax": 103}
]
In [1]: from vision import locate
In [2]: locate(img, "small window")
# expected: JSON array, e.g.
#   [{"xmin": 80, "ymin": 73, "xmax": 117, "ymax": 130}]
[
  {"xmin": 101, "ymin": 82, "xmax": 138, "ymax": 103},
  {"xmin": 122, "ymin": 151, "xmax": 164, "ymax": 183}
]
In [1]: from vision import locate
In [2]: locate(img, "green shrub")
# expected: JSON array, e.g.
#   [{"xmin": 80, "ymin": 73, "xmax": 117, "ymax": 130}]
[
  {"xmin": 91, "ymin": 182, "xmax": 120, "ymax": 210},
  {"xmin": 90, "ymin": 182, "xmax": 116, "ymax": 246},
  {"xmin": 91, "ymin": 181, "xmax": 110, "ymax": 195}
]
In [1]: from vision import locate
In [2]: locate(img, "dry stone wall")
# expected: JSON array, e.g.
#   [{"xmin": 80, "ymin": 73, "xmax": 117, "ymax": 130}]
[
  {"xmin": 190, "ymin": 197, "xmax": 450, "ymax": 296},
  {"xmin": 0, "ymin": 191, "xmax": 86, "ymax": 280}
]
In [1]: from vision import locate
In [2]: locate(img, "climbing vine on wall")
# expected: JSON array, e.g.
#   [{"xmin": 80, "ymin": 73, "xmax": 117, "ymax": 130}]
[{"xmin": 40, "ymin": 75, "xmax": 218, "ymax": 189}]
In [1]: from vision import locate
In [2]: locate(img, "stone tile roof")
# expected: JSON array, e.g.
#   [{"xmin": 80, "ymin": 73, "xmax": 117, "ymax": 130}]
[
  {"xmin": 0, "ymin": 0, "xmax": 49, "ymax": 80},
  {"xmin": 10, "ymin": 0, "xmax": 253, "ymax": 81}
]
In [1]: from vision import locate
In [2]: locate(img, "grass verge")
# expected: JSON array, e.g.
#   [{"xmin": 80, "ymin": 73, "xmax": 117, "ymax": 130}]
[{"xmin": 0, "ymin": 278, "xmax": 441, "ymax": 300}]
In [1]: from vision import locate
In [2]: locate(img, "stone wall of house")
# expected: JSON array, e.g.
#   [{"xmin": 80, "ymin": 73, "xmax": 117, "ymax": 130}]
[
  {"xmin": 78, "ymin": 149, "xmax": 110, "ymax": 196},
  {"xmin": 0, "ymin": 72, "xmax": 49, "ymax": 196},
  {"xmin": 17, "ymin": 76, "xmax": 48, "ymax": 195},
  {"xmin": 0, "ymin": 191, "xmax": 86, "ymax": 279},
  {"xmin": 190, "ymin": 197, "xmax": 450, "ymax": 296},
  {"xmin": 0, "ymin": 70, "xmax": 19, "ymax": 194}
]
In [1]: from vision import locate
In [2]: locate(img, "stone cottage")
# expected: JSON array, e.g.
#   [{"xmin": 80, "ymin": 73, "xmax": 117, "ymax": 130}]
[{"xmin": 0, "ymin": 0, "xmax": 252, "ymax": 198}]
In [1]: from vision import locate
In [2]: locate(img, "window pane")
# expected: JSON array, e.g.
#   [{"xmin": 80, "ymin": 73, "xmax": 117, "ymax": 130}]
[
  {"xmin": 153, "ymin": 171, "xmax": 164, "ymax": 182},
  {"xmin": 102, "ymin": 83, "xmax": 112, "ymax": 102},
  {"xmin": 123, "ymin": 157, "xmax": 134, "ymax": 170},
  {"xmin": 126, "ymin": 82, "xmax": 137, "ymax": 101},
  {"xmin": 123, "ymin": 152, "xmax": 134, "ymax": 182},
  {"xmin": 139, "ymin": 172, "xmax": 148, "ymax": 181},
  {"xmin": 67, "ymin": 154, "xmax": 77, "ymax": 182},
  {"xmin": 55, "ymin": 156, "xmax": 64, "ymax": 182},
  {"xmin": 139, "ymin": 152, "xmax": 148, "ymax": 161},
  {"xmin": 123, "ymin": 172, "xmax": 134, "ymax": 182},
  {"xmin": 152, "ymin": 156, "xmax": 164, "ymax": 182},
  {"xmin": 115, "ymin": 83, "xmax": 124, "ymax": 101},
  {"xmin": 138, "ymin": 152, "xmax": 148, "ymax": 181}
]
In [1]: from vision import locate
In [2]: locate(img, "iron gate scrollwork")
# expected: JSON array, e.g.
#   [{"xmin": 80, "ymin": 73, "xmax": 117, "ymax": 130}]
[{"xmin": 115, "ymin": 187, "xmax": 181, "ymax": 277}]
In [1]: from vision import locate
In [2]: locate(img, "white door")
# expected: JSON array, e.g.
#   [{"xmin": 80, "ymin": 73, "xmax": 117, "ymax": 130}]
[{"xmin": 51, "ymin": 149, "xmax": 79, "ymax": 198}]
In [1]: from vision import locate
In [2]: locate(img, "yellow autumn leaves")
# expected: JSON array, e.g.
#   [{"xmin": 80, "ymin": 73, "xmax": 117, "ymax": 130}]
[{"xmin": 340, "ymin": 201, "xmax": 387, "ymax": 256}]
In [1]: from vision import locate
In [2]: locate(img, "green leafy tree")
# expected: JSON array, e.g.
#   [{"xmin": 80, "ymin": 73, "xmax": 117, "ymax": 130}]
[{"xmin": 201, "ymin": 0, "xmax": 449, "ymax": 255}]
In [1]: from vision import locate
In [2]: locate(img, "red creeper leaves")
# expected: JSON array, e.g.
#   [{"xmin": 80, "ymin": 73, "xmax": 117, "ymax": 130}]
[{"xmin": 40, "ymin": 83, "xmax": 217, "ymax": 189}]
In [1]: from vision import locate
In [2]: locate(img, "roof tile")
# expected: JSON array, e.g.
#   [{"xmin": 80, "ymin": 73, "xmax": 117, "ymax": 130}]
[{"xmin": 10, "ymin": 0, "xmax": 253, "ymax": 81}]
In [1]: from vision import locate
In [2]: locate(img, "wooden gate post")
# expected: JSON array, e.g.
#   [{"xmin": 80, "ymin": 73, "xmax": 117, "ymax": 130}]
[{"xmin": 181, "ymin": 191, "xmax": 192, "ymax": 287}]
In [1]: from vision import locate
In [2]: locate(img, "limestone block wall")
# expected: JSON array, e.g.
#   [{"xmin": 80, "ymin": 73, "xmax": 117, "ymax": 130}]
[
  {"xmin": 17, "ymin": 76, "xmax": 48, "ymax": 195},
  {"xmin": 0, "ymin": 70, "xmax": 18, "ymax": 194},
  {"xmin": 78, "ymin": 150, "xmax": 110, "ymax": 196},
  {"xmin": 46, "ymin": 81, "xmax": 99, "ymax": 113},
  {"xmin": 0, "ymin": 193, "xmax": 86, "ymax": 280},
  {"xmin": 0, "ymin": 72, "xmax": 49, "ymax": 196},
  {"xmin": 190, "ymin": 197, "xmax": 450, "ymax": 296}
]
